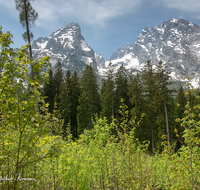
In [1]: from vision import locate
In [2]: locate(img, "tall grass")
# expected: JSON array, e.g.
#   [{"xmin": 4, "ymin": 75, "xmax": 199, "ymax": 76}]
[{"xmin": 2, "ymin": 115, "xmax": 196, "ymax": 190}]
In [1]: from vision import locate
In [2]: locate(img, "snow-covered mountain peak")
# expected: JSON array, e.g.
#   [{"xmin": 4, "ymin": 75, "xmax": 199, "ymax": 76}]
[
  {"xmin": 170, "ymin": 18, "xmax": 178, "ymax": 23},
  {"xmin": 32, "ymin": 19, "xmax": 200, "ymax": 88},
  {"xmin": 32, "ymin": 22, "xmax": 105, "ymax": 74},
  {"xmin": 51, "ymin": 22, "xmax": 81, "ymax": 39},
  {"xmin": 109, "ymin": 18, "xmax": 200, "ymax": 87}
]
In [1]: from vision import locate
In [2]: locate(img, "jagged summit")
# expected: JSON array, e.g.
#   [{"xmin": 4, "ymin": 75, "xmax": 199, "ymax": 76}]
[
  {"xmin": 32, "ymin": 22, "xmax": 105, "ymax": 74},
  {"xmin": 50, "ymin": 22, "xmax": 82, "ymax": 39},
  {"xmin": 32, "ymin": 19, "xmax": 200, "ymax": 87},
  {"xmin": 108, "ymin": 18, "xmax": 200, "ymax": 87}
]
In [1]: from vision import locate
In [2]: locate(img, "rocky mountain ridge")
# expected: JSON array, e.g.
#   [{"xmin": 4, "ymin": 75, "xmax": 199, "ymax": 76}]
[
  {"xmin": 32, "ymin": 19, "xmax": 200, "ymax": 87},
  {"xmin": 108, "ymin": 18, "xmax": 200, "ymax": 87},
  {"xmin": 32, "ymin": 22, "xmax": 105, "ymax": 75}
]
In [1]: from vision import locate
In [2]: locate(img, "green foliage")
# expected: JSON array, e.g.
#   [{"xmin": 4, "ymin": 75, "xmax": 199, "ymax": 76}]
[
  {"xmin": 53, "ymin": 62, "xmax": 64, "ymax": 105},
  {"xmin": 22, "ymin": 31, "xmax": 34, "ymax": 42},
  {"xmin": 128, "ymin": 73, "xmax": 147, "ymax": 141},
  {"xmin": 174, "ymin": 84, "xmax": 187, "ymax": 149},
  {"xmin": 115, "ymin": 64, "xmax": 130, "ymax": 120},
  {"xmin": 59, "ymin": 70, "xmax": 73, "ymax": 134},
  {"xmin": 77, "ymin": 65, "xmax": 101, "ymax": 132},
  {"xmin": 70, "ymin": 70, "xmax": 81, "ymax": 138},
  {"xmin": 43, "ymin": 69, "xmax": 55, "ymax": 114},
  {"xmin": 138, "ymin": 60, "xmax": 176, "ymax": 154},
  {"xmin": 174, "ymin": 82, "xmax": 200, "ymax": 189},
  {"xmin": 0, "ymin": 27, "xmax": 61, "ymax": 189},
  {"xmin": 2, "ymin": 25, "xmax": 200, "ymax": 189},
  {"xmin": 15, "ymin": 0, "xmax": 38, "ymax": 29},
  {"xmin": 154, "ymin": 61, "xmax": 175, "ymax": 147},
  {"xmin": 77, "ymin": 91, "xmax": 90, "ymax": 134},
  {"xmin": 59, "ymin": 70, "xmax": 80, "ymax": 138},
  {"xmin": 50, "ymin": 102, "xmax": 65, "ymax": 137},
  {"xmin": 101, "ymin": 61, "xmax": 116, "ymax": 123},
  {"xmin": 18, "ymin": 108, "xmax": 198, "ymax": 189},
  {"xmin": 15, "ymin": 0, "xmax": 38, "ymax": 59}
]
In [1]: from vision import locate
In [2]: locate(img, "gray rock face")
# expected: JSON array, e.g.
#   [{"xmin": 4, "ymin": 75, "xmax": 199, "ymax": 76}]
[
  {"xmin": 108, "ymin": 18, "xmax": 200, "ymax": 87},
  {"xmin": 32, "ymin": 22, "xmax": 105, "ymax": 75},
  {"xmin": 32, "ymin": 19, "xmax": 200, "ymax": 87}
]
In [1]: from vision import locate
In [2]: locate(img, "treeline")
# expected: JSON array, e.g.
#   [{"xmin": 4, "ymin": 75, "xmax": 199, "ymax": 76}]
[{"xmin": 43, "ymin": 60, "xmax": 199, "ymax": 154}]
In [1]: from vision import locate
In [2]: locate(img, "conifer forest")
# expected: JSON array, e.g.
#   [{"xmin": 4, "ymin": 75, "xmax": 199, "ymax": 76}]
[{"xmin": 1, "ymin": 2, "xmax": 200, "ymax": 188}]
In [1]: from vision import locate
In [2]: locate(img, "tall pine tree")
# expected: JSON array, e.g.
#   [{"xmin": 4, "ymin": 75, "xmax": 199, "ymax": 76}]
[
  {"xmin": 174, "ymin": 84, "xmax": 187, "ymax": 149},
  {"xmin": 154, "ymin": 60, "xmax": 175, "ymax": 144},
  {"xmin": 15, "ymin": 0, "xmax": 38, "ymax": 59},
  {"xmin": 43, "ymin": 69, "xmax": 55, "ymax": 114},
  {"xmin": 53, "ymin": 62, "xmax": 63, "ymax": 106},
  {"xmin": 59, "ymin": 70, "xmax": 72, "ymax": 136},
  {"xmin": 141, "ymin": 60, "xmax": 157, "ymax": 155},
  {"xmin": 77, "ymin": 65, "xmax": 101, "ymax": 134},
  {"xmin": 128, "ymin": 73, "xmax": 146, "ymax": 141},
  {"xmin": 70, "ymin": 71, "xmax": 81, "ymax": 138},
  {"xmin": 101, "ymin": 61, "xmax": 116, "ymax": 123},
  {"xmin": 59, "ymin": 70, "xmax": 80, "ymax": 138},
  {"xmin": 115, "ymin": 64, "xmax": 130, "ymax": 120}
]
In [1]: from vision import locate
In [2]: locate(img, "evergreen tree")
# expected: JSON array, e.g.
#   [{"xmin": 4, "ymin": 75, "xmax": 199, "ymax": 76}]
[
  {"xmin": 141, "ymin": 60, "xmax": 157, "ymax": 155},
  {"xmin": 175, "ymin": 84, "xmax": 186, "ymax": 119},
  {"xmin": 129, "ymin": 73, "xmax": 143, "ymax": 118},
  {"xmin": 174, "ymin": 84, "xmax": 187, "ymax": 149},
  {"xmin": 101, "ymin": 80, "xmax": 112, "ymax": 122},
  {"xmin": 128, "ymin": 73, "xmax": 145, "ymax": 140},
  {"xmin": 115, "ymin": 64, "xmax": 130, "ymax": 120},
  {"xmin": 77, "ymin": 65, "xmax": 101, "ymax": 133},
  {"xmin": 59, "ymin": 70, "xmax": 72, "ymax": 136},
  {"xmin": 59, "ymin": 70, "xmax": 80, "ymax": 138},
  {"xmin": 77, "ymin": 91, "xmax": 90, "ymax": 135},
  {"xmin": 154, "ymin": 60, "xmax": 175, "ymax": 144},
  {"xmin": 101, "ymin": 61, "xmax": 116, "ymax": 123},
  {"xmin": 70, "ymin": 71, "xmax": 81, "ymax": 138},
  {"xmin": 53, "ymin": 62, "xmax": 63, "ymax": 106},
  {"xmin": 43, "ymin": 69, "xmax": 55, "ymax": 114},
  {"xmin": 15, "ymin": 0, "xmax": 38, "ymax": 59}
]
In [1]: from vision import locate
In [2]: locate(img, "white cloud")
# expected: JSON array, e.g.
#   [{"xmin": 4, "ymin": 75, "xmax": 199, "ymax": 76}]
[
  {"xmin": 31, "ymin": 0, "xmax": 141, "ymax": 29},
  {"xmin": 3, "ymin": 0, "xmax": 200, "ymax": 32},
  {"xmin": 158, "ymin": 0, "xmax": 200, "ymax": 13},
  {"xmin": 1, "ymin": 0, "xmax": 140, "ymax": 32}
]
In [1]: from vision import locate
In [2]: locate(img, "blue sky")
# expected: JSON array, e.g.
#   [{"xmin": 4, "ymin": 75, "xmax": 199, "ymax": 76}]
[{"xmin": 1, "ymin": 0, "xmax": 200, "ymax": 61}]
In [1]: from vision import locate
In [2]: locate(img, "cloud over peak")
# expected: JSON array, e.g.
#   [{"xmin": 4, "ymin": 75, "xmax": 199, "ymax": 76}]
[{"xmin": 32, "ymin": 0, "xmax": 141, "ymax": 28}]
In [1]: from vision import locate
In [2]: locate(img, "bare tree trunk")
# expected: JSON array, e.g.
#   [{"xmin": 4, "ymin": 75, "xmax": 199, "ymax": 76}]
[
  {"xmin": 111, "ymin": 96, "xmax": 114, "ymax": 118},
  {"xmin": 151, "ymin": 124, "xmax": 154, "ymax": 156},
  {"xmin": 24, "ymin": 0, "xmax": 32, "ymax": 59},
  {"xmin": 69, "ymin": 115, "xmax": 71, "ymax": 135},
  {"xmin": 24, "ymin": 0, "xmax": 35, "ymax": 84},
  {"xmin": 150, "ymin": 109, "xmax": 155, "ymax": 155},
  {"xmin": 164, "ymin": 98, "xmax": 170, "ymax": 143}
]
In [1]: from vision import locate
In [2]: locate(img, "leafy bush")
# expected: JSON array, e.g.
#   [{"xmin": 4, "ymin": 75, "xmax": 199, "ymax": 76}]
[{"xmin": 0, "ymin": 27, "xmax": 61, "ymax": 190}]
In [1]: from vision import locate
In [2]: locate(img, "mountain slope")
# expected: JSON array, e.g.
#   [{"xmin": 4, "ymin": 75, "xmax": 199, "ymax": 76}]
[
  {"xmin": 32, "ymin": 22, "xmax": 105, "ymax": 75},
  {"xmin": 32, "ymin": 19, "xmax": 200, "ymax": 87},
  {"xmin": 108, "ymin": 18, "xmax": 200, "ymax": 87}
]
